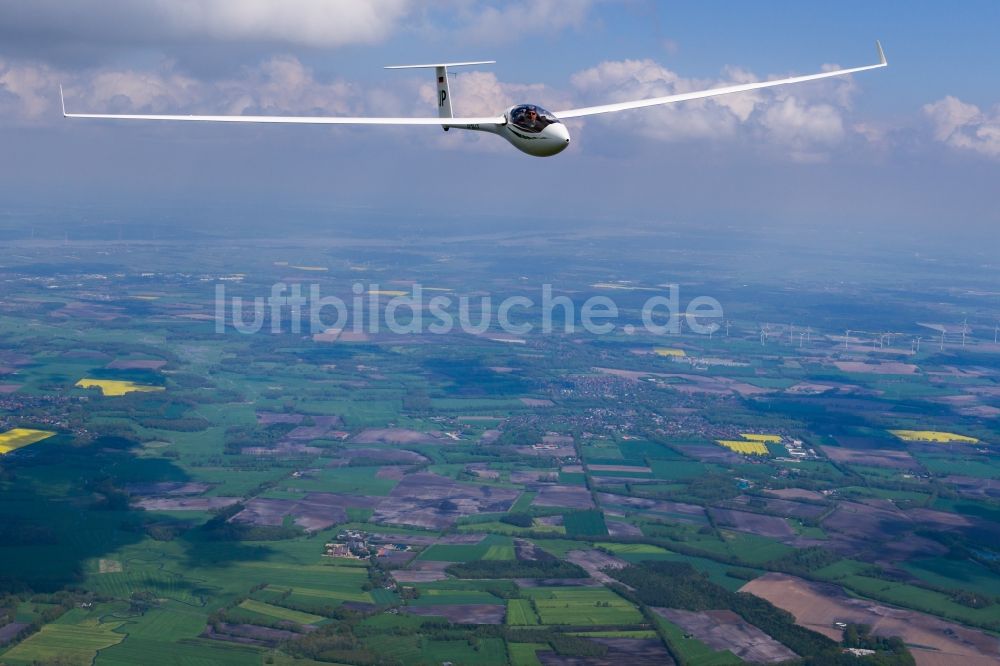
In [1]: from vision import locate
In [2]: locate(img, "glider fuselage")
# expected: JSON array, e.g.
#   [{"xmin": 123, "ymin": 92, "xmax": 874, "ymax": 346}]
[{"xmin": 448, "ymin": 104, "xmax": 571, "ymax": 157}]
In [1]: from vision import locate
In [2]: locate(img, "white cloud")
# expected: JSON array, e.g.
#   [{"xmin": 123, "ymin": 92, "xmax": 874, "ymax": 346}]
[
  {"xmin": 0, "ymin": 1, "xmax": 413, "ymax": 51},
  {"xmin": 0, "ymin": 1, "xmax": 610, "ymax": 61},
  {"xmin": 152, "ymin": 0, "xmax": 410, "ymax": 48},
  {"xmin": 452, "ymin": 0, "xmax": 600, "ymax": 45},
  {"xmin": 0, "ymin": 56, "xmax": 375, "ymax": 125},
  {"xmin": 570, "ymin": 59, "xmax": 740, "ymax": 141},
  {"xmin": 423, "ymin": 71, "xmax": 569, "ymax": 117},
  {"xmin": 567, "ymin": 58, "xmax": 865, "ymax": 161},
  {"xmin": 923, "ymin": 96, "xmax": 1000, "ymax": 159},
  {"xmin": 757, "ymin": 98, "xmax": 844, "ymax": 162},
  {"xmin": 0, "ymin": 59, "xmax": 59, "ymax": 119},
  {"xmin": 59, "ymin": 56, "xmax": 376, "ymax": 115}
]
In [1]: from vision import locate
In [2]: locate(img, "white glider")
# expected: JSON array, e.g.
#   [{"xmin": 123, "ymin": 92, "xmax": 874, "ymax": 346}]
[{"xmin": 62, "ymin": 43, "xmax": 887, "ymax": 158}]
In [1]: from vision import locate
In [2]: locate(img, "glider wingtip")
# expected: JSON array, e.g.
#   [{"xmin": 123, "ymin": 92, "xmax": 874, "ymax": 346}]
[
  {"xmin": 59, "ymin": 84, "xmax": 66, "ymax": 117},
  {"xmin": 876, "ymin": 40, "xmax": 887, "ymax": 66}
]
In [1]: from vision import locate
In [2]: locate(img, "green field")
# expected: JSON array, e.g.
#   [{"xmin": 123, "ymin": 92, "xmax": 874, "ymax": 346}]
[
  {"xmin": 506, "ymin": 598, "xmax": 541, "ymax": 626},
  {"xmin": 418, "ymin": 534, "xmax": 513, "ymax": 562},
  {"xmin": 597, "ymin": 543, "xmax": 671, "ymax": 556},
  {"xmin": 408, "ymin": 586, "xmax": 505, "ymax": 607},
  {"xmin": 563, "ymin": 510, "xmax": 608, "ymax": 536},
  {"xmin": 619, "ymin": 439, "xmax": 685, "ymax": 460},
  {"xmin": 282, "ymin": 465, "xmax": 399, "ymax": 494},
  {"xmin": 596, "ymin": 542, "xmax": 762, "ymax": 591},
  {"xmin": 509, "ymin": 491, "xmax": 537, "ymax": 513},
  {"xmin": 97, "ymin": 637, "xmax": 263, "ymax": 666},
  {"xmin": 483, "ymin": 543, "xmax": 517, "ymax": 560},
  {"xmin": 649, "ymin": 460, "xmax": 723, "ymax": 480},
  {"xmin": 838, "ymin": 574, "xmax": 1000, "ymax": 626},
  {"xmin": 1, "ymin": 618, "xmax": 126, "ymax": 666},
  {"xmin": 104, "ymin": 601, "xmax": 207, "ymax": 643},
  {"xmin": 457, "ymin": 519, "xmax": 566, "ymax": 535},
  {"xmin": 568, "ymin": 629, "xmax": 659, "ymax": 638},
  {"xmin": 523, "ymin": 587, "xmax": 644, "ymax": 626},
  {"xmin": 257, "ymin": 583, "xmax": 374, "ymax": 606},
  {"xmin": 912, "ymin": 453, "xmax": 1000, "ymax": 479},
  {"xmin": 904, "ymin": 557, "xmax": 1000, "ymax": 596},
  {"xmin": 375, "ymin": 636, "xmax": 509, "ymax": 665},
  {"xmin": 85, "ymin": 561, "xmax": 206, "ymax": 607},
  {"xmin": 508, "ymin": 642, "xmax": 547, "ymax": 666},
  {"xmin": 238, "ymin": 598, "xmax": 325, "ymax": 625}
]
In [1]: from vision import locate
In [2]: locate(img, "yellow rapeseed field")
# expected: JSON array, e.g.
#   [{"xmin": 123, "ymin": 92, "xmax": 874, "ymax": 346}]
[
  {"xmin": 716, "ymin": 440, "xmax": 769, "ymax": 455},
  {"xmin": 76, "ymin": 379, "xmax": 165, "ymax": 397},
  {"xmin": 890, "ymin": 430, "xmax": 979, "ymax": 444},
  {"xmin": 654, "ymin": 347, "xmax": 686, "ymax": 357},
  {"xmin": 740, "ymin": 433, "xmax": 782, "ymax": 443},
  {"xmin": 0, "ymin": 428, "xmax": 56, "ymax": 454}
]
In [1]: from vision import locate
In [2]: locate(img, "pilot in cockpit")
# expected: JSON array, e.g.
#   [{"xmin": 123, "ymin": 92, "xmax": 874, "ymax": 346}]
[{"xmin": 521, "ymin": 107, "xmax": 540, "ymax": 130}]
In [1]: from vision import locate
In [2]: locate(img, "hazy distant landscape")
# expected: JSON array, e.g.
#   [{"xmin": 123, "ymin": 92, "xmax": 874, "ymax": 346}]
[{"xmin": 0, "ymin": 214, "xmax": 997, "ymax": 665}]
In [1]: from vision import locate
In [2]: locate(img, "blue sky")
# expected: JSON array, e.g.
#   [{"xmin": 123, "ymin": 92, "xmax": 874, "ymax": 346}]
[{"xmin": 0, "ymin": 1, "xmax": 997, "ymax": 244}]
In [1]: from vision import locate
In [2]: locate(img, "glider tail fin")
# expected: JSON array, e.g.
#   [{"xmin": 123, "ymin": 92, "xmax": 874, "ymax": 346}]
[
  {"xmin": 384, "ymin": 61, "xmax": 495, "ymax": 121},
  {"xmin": 436, "ymin": 66, "xmax": 453, "ymax": 119}
]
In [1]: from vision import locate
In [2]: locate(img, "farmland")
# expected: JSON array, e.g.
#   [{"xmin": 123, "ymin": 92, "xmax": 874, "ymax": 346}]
[
  {"xmin": 890, "ymin": 430, "xmax": 980, "ymax": 443},
  {"xmin": 0, "ymin": 221, "xmax": 997, "ymax": 665},
  {"xmin": 506, "ymin": 598, "xmax": 541, "ymax": 625},
  {"xmin": 716, "ymin": 439, "xmax": 769, "ymax": 456},
  {"xmin": 0, "ymin": 428, "xmax": 55, "ymax": 454},
  {"xmin": 237, "ymin": 599, "xmax": 325, "ymax": 625},
  {"xmin": 75, "ymin": 379, "xmax": 166, "ymax": 396},
  {"xmin": 524, "ymin": 587, "xmax": 644, "ymax": 626},
  {"xmin": 1, "ymin": 615, "xmax": 126, "ymax": 665}
]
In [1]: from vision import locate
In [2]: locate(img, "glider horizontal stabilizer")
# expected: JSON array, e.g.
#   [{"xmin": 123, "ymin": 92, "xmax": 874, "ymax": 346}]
[{"xmin": 384, "ymin": 61, "xmax": 495, "ymax": 70}]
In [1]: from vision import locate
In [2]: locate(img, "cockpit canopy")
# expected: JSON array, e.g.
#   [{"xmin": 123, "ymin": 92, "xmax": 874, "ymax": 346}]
[{"xmin": 508, "ymin": 104, "xmax": 559, "ymax": 133}]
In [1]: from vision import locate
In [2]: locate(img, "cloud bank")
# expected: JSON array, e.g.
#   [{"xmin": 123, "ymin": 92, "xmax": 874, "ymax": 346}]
[
  {"xmin": 569, "ymin": 59, "xmax": 861, "ymax": 161},
  {"xmin": 0, "ymin": 1, "xmax": 412, "ymax": 50},
  {"xmin": 924, "ymin": 96, "xmax": 1000, "ymax": 159}
]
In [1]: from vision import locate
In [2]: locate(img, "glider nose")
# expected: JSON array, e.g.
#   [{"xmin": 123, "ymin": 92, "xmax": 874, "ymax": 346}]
[{"xmin": 550, "ymin": 122, "xmax": 570, "ymax": 146}]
